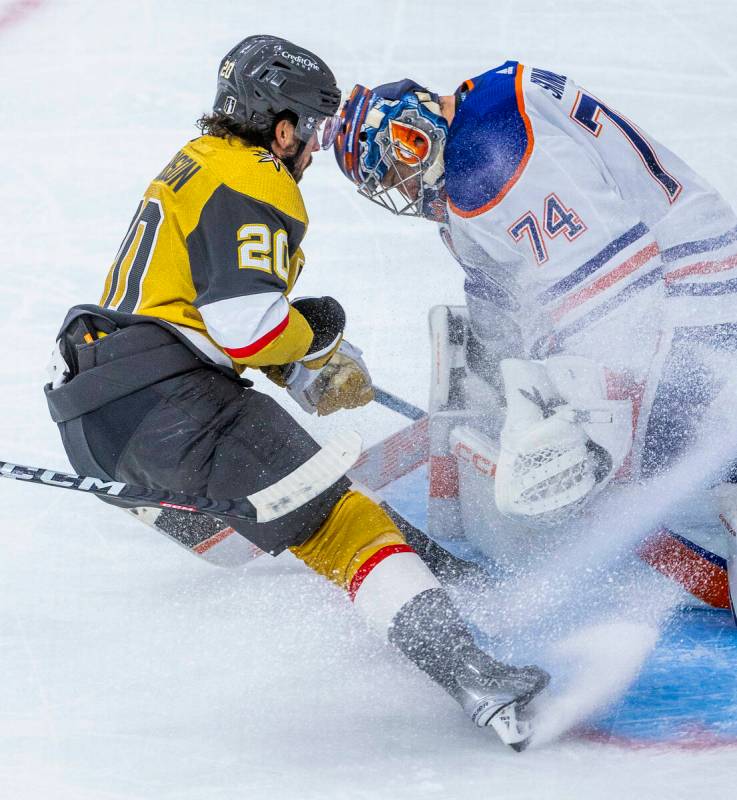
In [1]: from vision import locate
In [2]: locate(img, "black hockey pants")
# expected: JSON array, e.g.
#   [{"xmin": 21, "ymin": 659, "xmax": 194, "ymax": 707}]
[{"xmin": 45, "ymin": 314, "xmax": 350, "ymax": 554}]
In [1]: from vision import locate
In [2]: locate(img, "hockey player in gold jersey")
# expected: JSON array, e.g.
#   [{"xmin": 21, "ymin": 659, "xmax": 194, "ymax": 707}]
[
  {"xmin": 44, "ymin": 35, "xmax": 548, "ymax": 748},
  {"xmin": 100, "ymin": 127, "xmax": 316, "ymax": 370}
]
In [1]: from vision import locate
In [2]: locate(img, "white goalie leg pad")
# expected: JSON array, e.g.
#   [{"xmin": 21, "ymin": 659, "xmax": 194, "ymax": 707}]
[
  {"xmin": 428, "ymin": 304, "xmax": 468, "ymax": 413},
  {"xmin": 451, "ymin": 424, "xmax": 542, "ymax": 564},
  {"xmin": 427, "ymin": 305, "xmax": 474, "ymax": 541},
  {"xmin": 352, "ymin": 550, "xmax": 441, "ymax": 640}
]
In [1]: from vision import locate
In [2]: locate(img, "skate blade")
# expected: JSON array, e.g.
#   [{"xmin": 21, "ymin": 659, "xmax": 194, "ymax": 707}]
[{"xmin": 487, "ymin": 701, "xmax": 532, "ymax": 751}]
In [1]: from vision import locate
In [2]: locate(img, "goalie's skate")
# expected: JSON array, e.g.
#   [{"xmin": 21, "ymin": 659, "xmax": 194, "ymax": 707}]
[{"xmin": 452, "ymin": 644, "xmax": 549, "ymax": 751}]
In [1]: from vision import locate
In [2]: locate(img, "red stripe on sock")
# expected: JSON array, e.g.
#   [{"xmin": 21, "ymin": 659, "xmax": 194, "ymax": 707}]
[{"xmin": 348, "ymin": 544, "xmax": 414, "ymax": 601}]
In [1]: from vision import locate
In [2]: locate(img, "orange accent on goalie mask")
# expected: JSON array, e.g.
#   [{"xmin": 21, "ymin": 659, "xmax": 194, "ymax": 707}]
[{"xmin": 389, "ymin": 119, "xmax": 431, "ymax": 165}]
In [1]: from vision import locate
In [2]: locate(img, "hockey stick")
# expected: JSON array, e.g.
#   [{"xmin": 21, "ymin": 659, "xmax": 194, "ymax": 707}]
[
  {"xmin": 373, "ymin": 386, "xmax": 427, "ymax": 421},
  {"xmin": 0, "ymin": 431, "xmax": 362, "ymax": 524}
]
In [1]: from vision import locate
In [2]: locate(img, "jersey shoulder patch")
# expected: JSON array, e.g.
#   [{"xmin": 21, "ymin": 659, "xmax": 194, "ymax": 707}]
[
  {"xmin": 445, "ymin": 62, "xmax": 534, "ymax": 219},
  {"xmin": 184, "ymin": 136, "xmax": 308, "ymax": 225}
]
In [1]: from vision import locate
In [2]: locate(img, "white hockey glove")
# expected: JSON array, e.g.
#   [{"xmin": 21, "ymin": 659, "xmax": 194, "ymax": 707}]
[
  {"xmin": 495, "ymin": 356, "xmax": 633, "ymax": 524},
  {"xmin": 271, "ymin": 341, "xmax": 374, "ymax": 416}
]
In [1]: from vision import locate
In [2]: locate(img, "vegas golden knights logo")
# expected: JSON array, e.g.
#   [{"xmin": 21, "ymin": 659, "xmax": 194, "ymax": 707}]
[{"xmin": 220, "ymin": 59, "xmax": 236, "ymax": 79}]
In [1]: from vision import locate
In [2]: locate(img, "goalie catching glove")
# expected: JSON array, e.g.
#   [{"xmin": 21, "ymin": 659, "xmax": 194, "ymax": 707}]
[{"xmin": 495, "ymin": 356, "xmax": 633, "ymax": 524}]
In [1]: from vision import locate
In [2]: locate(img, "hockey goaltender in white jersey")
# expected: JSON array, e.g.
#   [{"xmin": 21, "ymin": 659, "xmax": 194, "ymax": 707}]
[{"xmin": 332, "ymin": 62, "xmax": 737, "ymax": 613}]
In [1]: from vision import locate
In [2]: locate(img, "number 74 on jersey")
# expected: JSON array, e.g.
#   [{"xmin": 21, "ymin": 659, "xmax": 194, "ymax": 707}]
[{"xmin": 507, "ymin": 193, "xmax": 587, "ymax": 266}]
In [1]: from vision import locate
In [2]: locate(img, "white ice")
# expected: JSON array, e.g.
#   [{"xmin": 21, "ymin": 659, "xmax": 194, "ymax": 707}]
[{"xmin": 1, "ymin": 1, "xmax": 737, "ymax": 798}]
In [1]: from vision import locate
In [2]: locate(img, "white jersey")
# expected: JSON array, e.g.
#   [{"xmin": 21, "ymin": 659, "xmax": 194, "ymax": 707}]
[
  {"xmin": 433, "ymin": 63, "xmax": 737, "ymax": 579},
  {"xmin": 441, "ymin": 61, "xmax": 737, "ymax": 385}
]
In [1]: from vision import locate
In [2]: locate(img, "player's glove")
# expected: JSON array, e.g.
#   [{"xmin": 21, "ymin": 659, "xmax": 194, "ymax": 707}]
[
  {"xmin": 267, "ymin": 340, "xmax": 374, "ymax": 416},
  {"xmin": 291, "ymin": 295, "xmax": 345, "ymax": 369}
]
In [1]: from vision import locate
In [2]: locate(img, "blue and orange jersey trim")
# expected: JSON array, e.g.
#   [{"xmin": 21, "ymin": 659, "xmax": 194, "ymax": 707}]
[{"xmin": 446, "ymin": 63, "xmax": 535, "ymax": 219}]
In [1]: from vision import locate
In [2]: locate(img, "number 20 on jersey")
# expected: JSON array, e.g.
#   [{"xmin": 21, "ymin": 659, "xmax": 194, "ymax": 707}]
[
  {"xmin": 237, "ymin": 224, "xmax": 290, "ymax": 282},
  {"xmin": 507, "ymin": 193, "xmax": 586, "ymax": 265}
]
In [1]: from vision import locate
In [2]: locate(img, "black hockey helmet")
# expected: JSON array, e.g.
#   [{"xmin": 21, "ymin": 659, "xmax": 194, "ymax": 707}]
[{"xmin": 213, "ymin": 35, "xmax": 342, "ymax": 144}]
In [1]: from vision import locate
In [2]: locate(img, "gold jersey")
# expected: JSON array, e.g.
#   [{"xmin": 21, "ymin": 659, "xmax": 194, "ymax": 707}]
[{"xmin": 99, "ymin": 135, "xmax": 315, "ymax": 368}]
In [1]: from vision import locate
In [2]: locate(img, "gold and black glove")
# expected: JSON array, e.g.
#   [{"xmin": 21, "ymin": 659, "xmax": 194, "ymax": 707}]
[
  {"xmin": 264, "ymin": 341, "xmax": 374, "ymax": 416},
  {"xmin": 292, "ymin": 296, "xmax": 345, "ymax": 369}
]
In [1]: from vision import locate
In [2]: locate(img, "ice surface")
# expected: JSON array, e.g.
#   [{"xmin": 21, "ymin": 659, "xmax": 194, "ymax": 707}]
[{"xmin": 1, "ymin": 1, "xmax": 737, "ymax": 797}]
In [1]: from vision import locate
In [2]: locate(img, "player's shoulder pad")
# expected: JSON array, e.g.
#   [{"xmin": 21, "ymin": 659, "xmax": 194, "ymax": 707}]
[
  {"xmin": 445, "ymin": 61, "xmax": 534, "ymax": 219},
  {"xmin": 184, "ymin": 136, "xmax": 308, "ymax": 225}
]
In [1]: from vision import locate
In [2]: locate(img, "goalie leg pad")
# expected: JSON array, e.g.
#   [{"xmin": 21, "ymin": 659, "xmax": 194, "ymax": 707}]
[
  {"xmin": 718, "ymin": 483, "xmax": 737, "ymax": 623},
  {"xmin": 428, "ymin": 305, "xmax": 468, "ymax": 413}
]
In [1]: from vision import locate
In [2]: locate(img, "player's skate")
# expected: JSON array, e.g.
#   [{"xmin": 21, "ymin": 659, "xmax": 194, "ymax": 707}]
[
  {"xmin": 388, "ymin": 588, "xmax": 549, "ymax": 750},
  {"xmin": 451, "ymin": 643, "xmax": 548, "ymax": 750}
]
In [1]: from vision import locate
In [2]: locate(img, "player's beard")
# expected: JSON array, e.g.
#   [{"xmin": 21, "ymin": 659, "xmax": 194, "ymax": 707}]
[
  {"xmin": 280, "ymin": 140, "xmax": 310, "ymax": 183},
  {"xmin": 282, "ymin": 153, "xmax": 311, "ymax": 183}
]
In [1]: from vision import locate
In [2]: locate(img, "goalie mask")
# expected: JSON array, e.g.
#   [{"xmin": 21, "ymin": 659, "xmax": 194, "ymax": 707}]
[{"xmin": 330, "ymin": 80, "xmax": 449, "ymax": 222}]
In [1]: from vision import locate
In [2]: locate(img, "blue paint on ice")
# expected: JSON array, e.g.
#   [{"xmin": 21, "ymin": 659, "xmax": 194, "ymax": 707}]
[
  {"xmin": 380, "ymin": 464, "xmax": 429, "ymax": 530},
  {"xmin": 585, "ymin": 608, "xmax": 737, "ymax": 746}
]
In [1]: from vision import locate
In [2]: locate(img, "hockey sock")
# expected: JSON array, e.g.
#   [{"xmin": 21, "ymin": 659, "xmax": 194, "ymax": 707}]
[
  {"xmin": 290, "ymin": 490, "xmax": 444, "ymax": 637},
  {"xmin": 290, "ymin": 490, "xmax": 487, "ymax": 696},
  {"xmin": 387, "ymin": 588, "xmax": 474, "ymax": 694}
]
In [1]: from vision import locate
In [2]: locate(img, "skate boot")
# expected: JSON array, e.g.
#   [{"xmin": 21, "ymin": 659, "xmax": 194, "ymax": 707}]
[
  {"xmin": 451, "ymin": 642, "xmax": 549, "ymax": 750},
  {"xmin": 389, "ymin": 587, "xmax": 549, "ymax": 750}
]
